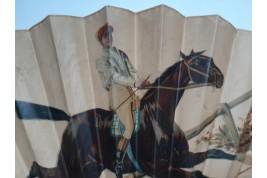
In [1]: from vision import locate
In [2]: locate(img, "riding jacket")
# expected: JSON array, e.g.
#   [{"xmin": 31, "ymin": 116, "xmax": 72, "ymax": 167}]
[{"xmin": 96, "ymin": 46, "xmax": 142, "ymax": 91}]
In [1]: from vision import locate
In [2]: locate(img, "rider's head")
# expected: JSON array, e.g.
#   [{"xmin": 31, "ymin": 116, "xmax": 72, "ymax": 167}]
[{"xmin": 97, "ymin": 23, "xmax": 113, "ymax": 48}]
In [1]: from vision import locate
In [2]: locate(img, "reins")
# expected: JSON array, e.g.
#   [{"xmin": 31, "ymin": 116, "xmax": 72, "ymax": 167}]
[
  {"xmin": 109, "ymin": 81, "xmax": 213, "ymax": 117},
  {"xmin": 140, "ymin": 58, "xmax": 214, "ymax": 91},
  {"xmin": 140, "ymin": 82, "xmax": 213, "ymax": 91}
]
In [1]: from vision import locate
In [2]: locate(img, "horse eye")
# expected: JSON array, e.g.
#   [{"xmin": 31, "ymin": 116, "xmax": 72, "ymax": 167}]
[{"xmin": 193, "ymin": 61, "xmax": 199, "ymax": 66}]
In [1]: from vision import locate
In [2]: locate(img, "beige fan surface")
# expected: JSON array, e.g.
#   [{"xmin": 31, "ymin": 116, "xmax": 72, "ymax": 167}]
[{"xmin": 16, "ymin": 5, "xmax": 251, "ymax": 178}]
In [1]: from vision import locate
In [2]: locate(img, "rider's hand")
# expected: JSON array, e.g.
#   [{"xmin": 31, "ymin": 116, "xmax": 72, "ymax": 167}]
[
  {"xmin": 141, "ymin": 80, "xmax": 151, "ymax": 88},
  {"xmin": 134, "ymin": 80, "xmax": 150, "ymax": 88},
  {"xmin": 109, "ymin": 106, "xmax": 116, "ymax": 113},
  {"xmin": 134, "ymin": 80, "xmax": 143, "ymax": 88}
]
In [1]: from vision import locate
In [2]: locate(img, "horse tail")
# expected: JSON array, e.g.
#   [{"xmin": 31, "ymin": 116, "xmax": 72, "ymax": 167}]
[{"xmin": 15, "ymin": 100, "xmax": 70, "ymax": 122}]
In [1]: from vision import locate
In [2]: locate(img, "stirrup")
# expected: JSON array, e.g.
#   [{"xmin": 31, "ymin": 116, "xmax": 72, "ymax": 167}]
[{"xmin": 115, "ymin": 161, "xmax": 123, "ymax": 178}]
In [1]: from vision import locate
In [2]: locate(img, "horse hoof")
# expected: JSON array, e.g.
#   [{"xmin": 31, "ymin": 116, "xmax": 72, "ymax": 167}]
[
  {"xmin": 192, "ymin": 170, "xmax": 209, "ymax": 178},
  {"xmin": 27, "ymin": 161, "xmax": 41, "ymax": 178},
  {"xmin": 133, "ymin": 171, "xmax": 145, "ymax": 178}
]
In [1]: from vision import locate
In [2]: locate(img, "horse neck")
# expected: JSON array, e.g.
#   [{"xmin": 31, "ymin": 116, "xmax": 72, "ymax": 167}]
[
  {"xmin": 158, "ymin": 61, "xmax": 190, "ymax": 110},
  {"xmin": 141, "ymin": 61, "xmax": 190, "ymax": 123}
]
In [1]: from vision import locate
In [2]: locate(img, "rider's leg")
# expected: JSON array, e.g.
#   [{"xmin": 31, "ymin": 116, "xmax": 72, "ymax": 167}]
[
  {"xmin": 115, "ymin": 137, "xmax": 130, "ymax": 178},
  {"xmin": 114, "ymin": 101, "xmax": 134, "ymax": 178},
  {"xmin": 110, "ymin": 84, "xmax": 135, "ymax": 178}
]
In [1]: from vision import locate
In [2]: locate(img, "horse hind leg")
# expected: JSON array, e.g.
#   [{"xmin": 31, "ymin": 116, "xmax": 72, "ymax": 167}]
[
  {"xmin": 27, "ymin": 161, "xmax": 42, "ymax": 178},
  {"xmin": 27, "ymin": 161, "xmax": 65, "ymax": 178}
]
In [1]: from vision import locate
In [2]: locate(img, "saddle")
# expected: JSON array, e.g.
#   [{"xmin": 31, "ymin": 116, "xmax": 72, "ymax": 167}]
[{"xmin": 111, "ymin": 108, "xmax": 141, "ymax": 137}]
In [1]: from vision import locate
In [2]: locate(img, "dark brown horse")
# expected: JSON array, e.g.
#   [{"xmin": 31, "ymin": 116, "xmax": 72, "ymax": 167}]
[{"xmin": 17, "ymin": 50, "xmax": 233, "ymax": 178}]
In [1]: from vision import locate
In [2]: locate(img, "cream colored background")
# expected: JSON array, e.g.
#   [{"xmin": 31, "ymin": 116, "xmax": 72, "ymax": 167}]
[{"xmin": 15, "ymin": 5, "xmax": 251, "ymax": 178}]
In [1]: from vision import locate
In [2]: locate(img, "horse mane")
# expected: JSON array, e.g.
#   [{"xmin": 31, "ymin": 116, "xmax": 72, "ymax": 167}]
[
  {"xmin": 152, "ymin": 61, "xmax": 181, "ymax": 86},
  {"xmin": 148, "ymin": 50, "xmax": 205, "ymax": 87},
  {"xmin": 141, "ymin": 61, "xmax": 182, "ymax": 104}
]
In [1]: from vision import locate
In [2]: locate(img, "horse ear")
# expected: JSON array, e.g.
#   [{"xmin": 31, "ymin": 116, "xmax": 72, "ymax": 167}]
[
  {"xmin": 191, "ymin": 49, "xmax": 195, "ymax": 55},
  {"xmin": 180, "ymin": 51, "xmax": 186, "ymax": 59},
  {"xmin": 198, "ymin": 50, "xmax": 206, "ymax": 55}
]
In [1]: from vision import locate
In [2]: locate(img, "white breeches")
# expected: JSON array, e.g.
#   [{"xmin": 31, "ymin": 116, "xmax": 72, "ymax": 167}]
[{"xmin": 109, "ymin": 84, "xmax": 134, "ymax": 139}]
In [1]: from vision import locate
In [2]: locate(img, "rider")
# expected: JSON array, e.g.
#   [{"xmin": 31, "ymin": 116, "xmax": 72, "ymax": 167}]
[{"xmin": 95, "ymin": 23, "xmax": 150, "ymax": 178}]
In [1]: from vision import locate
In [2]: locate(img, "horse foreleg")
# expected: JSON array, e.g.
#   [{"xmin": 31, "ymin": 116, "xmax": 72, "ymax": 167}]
[
  {"xmin": 178, "ymin": 149, "xmax": 236, "ymax": 168},
  {"xmin": 81, "ymin": 162, "xmax": 103, "ymax": 178}
]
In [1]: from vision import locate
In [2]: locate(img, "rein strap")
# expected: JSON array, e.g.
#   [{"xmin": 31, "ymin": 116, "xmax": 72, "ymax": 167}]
[
  {"xmin": 183, "ymin": 59, "xmax": 209, "ymax": 78},
  {"xmin": 141, "ymin": 83, "xmax": 213, "ymax": 91}
]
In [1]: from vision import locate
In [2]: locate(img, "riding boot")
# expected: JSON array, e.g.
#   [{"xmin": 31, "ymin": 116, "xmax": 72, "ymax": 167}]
[
  {"xmin": 115, "ymin": 137, "xmax": 130, "ymax": 178},
  {"xmin": 115, "ymin": 150, "xmax": 124, "ymax": 178}
]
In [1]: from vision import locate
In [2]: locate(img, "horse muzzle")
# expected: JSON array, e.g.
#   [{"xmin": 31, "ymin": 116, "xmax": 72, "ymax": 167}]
[{"xmin": 214, "ymin": 74, "xmax": 224, "ymax": 88}]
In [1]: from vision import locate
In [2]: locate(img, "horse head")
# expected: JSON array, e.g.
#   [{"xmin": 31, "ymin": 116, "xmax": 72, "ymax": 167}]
[{"xmin": 180, "ymin": 49, "xmax": 224, "ymax": 88}]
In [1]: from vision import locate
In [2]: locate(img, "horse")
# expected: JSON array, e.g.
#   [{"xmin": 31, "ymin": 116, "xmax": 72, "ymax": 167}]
[{"xmin": 17, "ymin": 50, "xmax": 233, "ymax": 178}]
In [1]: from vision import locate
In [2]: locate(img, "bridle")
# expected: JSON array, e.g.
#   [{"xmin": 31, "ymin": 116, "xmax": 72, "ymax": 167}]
[
  {"xmin": 183, "ymin": 56, "xmax": 210, "ymax": 80},
  {"xmin": 141, "ymin": 56, "xmax": 215, "ymax": 91}
]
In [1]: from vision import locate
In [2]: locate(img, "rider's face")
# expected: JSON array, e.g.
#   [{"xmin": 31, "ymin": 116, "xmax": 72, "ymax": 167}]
[{"xmin": 101, "ymin": 30, "xmax": 113, "ymax": 48}]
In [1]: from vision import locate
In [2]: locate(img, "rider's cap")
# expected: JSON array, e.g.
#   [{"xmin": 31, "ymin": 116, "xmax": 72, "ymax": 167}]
[{"xmin": 97, "ymin": 23, "xmax": 113, "ymax": 42}]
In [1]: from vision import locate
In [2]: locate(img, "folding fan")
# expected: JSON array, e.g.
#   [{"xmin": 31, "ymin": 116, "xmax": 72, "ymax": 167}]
[{"xmin": 16, "ymin": 5, "xmax": 252, "ymax": 178}]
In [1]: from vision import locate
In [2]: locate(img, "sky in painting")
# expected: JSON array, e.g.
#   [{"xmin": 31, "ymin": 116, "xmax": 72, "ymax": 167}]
[{"xmin": 15, "ymin": 0, "xmax": 251, "ymax": 30}]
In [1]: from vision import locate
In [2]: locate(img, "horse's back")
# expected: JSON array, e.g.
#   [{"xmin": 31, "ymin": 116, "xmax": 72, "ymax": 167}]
[{"xmin": 72, "ymin": 108, "xmax": 112, "ymax": 120}]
